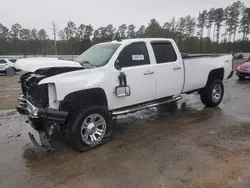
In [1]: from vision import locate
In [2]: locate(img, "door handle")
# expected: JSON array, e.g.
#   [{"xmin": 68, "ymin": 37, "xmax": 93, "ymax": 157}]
[
  {"xmin": 143, "ymin": 71, "xmax": 154, "ymax": 75},
  {"xmin": 173, "ymin": 66, "xmax": 182, "ymax": 70}
]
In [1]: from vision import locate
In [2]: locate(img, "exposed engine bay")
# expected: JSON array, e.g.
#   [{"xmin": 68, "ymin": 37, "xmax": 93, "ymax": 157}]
[{"xmin": 20, "ymin": 67, "xmax": 85, "ymax": 107}]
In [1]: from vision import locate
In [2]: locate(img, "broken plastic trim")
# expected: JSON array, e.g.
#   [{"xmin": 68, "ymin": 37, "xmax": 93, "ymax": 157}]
[{"xmin": 28, "ymin": 131, "xmax": 53, "ymax": 151}]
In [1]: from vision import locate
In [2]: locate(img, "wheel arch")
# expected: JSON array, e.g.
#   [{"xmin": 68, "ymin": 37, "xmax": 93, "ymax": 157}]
[
  {"xmin": 9, "ymin": 66, "xmax": 16, "ymax": 71},
  {"xmin": 5, "ymin": 66, "xmax": 16, "ymax": 71},
  {"xmin": 59, "ymin": 88, "xmax": 109, "ymax": 113},
  {"xmin": 205, "ymin": 68, "xmax": 224, "ymax": 87}
]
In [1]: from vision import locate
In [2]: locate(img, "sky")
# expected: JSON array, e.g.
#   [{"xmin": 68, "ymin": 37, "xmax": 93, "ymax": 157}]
[{"xmin": 1, "ymin": 0, "xmax": 250, "ymax": 37}]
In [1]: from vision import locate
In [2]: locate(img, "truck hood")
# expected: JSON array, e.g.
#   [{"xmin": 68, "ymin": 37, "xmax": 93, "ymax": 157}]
[
  {"xmin": 15, "ymin": 58, "xmax": 82, "ymax": 72},
  {"xmin": 38, "ymin": 67, "xmax": 107, "ymax": 101}
]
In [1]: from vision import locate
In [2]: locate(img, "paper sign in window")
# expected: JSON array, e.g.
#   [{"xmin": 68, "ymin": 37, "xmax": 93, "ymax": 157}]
[{"xmin": 132, "ymin": 55, "xmax": 144, "ymax": 61}]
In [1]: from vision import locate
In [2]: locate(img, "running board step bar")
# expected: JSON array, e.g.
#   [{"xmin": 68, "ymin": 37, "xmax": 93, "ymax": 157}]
[{"xmin": 112, "ymin": 95, "xmax": 183, "ymax": 116}]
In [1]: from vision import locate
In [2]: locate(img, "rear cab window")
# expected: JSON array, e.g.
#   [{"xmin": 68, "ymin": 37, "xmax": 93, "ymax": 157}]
[
  {"xmin": 151, "ymin": 42, "xmax": 177, "ymax": 64},
  {"xmin": 117, "ymin": 42, "xmax": 150, "ymax": 68}
]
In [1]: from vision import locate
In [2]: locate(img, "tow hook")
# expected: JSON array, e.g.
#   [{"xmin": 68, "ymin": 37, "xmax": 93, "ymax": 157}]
[{"xmin": 28, "ymin": 131, "xmax": 53, "ymax": 151}]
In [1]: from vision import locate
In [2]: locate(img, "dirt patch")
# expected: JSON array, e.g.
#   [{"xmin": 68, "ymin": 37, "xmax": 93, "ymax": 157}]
[
  {"xmin": 0, "ymin": 90, "xmax": 20, "ymax": 110},
  {"xmin": 0, "ymin": 74, "xmax": 21, "ymax": 110}
]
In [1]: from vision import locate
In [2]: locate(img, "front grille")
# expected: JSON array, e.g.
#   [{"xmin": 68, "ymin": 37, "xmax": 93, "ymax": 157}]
[
  {"xmin": 237, "ymin": 72, "xmax": 249, "ymax": 77},
  {"xmin": 240, "ymin": 68, "xmax": 248, "ymax": 71},
  {"xmin": 20, "ymin": 72, "xmax": 32, "ymax": 94},
  {"xmin": 20, "ymin": 73, "xmax": 49, "ymax": 108},
  {"xmin": 27, "ymin": 84, "xmax": 48, "ymax": 108}
]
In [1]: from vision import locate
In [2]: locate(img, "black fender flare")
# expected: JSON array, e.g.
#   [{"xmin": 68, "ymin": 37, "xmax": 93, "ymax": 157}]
[
  {"xmin": 205, "ymin": 68, "xmax": 224, "ymax": 87},
  {"xmin": 59, "ymin": 88, "xmax": 108, "ymax": 113}
]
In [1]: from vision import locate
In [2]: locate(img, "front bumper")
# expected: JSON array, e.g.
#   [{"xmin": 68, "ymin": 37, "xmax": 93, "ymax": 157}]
[
  {"xmin": 16, "ymin": 95, "xmax": 68, "ymax": 124},
  {"xmin": 16, "ymin": 95, "xmax": 69, "ymax": 151},
  {"xmin": 236, "ymin": 69, "xmax": 249, "ymax": 77}
]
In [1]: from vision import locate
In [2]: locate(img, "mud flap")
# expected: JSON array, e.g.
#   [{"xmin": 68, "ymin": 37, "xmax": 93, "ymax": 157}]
[{"xmin": 28, "ymin": 131, "xmax": 53, "ymax": 151}]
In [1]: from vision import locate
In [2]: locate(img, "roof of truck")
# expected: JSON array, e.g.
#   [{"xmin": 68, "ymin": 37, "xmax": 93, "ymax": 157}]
[{"xmin": 111, "ymin": 38, "xmax": 173, "ymax": 44}]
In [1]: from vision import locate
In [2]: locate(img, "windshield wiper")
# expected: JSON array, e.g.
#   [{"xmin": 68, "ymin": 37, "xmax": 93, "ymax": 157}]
[{"xmin": 78, "ymin": 61, "xmax": 96, "ymax": 67}]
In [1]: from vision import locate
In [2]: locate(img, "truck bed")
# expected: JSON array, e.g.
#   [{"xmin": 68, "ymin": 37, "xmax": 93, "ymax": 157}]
[
  {"xmin": 181, "ymin": 54, "xmax": 222, "ymax": 59},
  {"xmin": 182, "ymin": 54, "xmax": 233, "ymax": 93}
]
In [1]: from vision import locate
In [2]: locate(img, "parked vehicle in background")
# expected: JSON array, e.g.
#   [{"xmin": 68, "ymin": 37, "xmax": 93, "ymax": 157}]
[
  {"xmin": 233, "ymin": 53, "xmax": 250, "ymax": 60},
  {"xmin": 236, "ymin": 59, "xmax": 250, "ymax": 80},
  {"xmin": 0, "ymin": 59, "xmax": 19, "ymax": 76},
  {"xmin": 16, "ymin": 38, "xmax": 233, "ymax": 152}
]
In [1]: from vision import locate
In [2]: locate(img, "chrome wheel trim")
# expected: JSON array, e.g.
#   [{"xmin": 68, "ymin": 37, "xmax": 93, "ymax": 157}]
[
  {"xmin": 212, "ymin": 84, "xmax": 222, "ymax": 103},
  {"xmin": 80, "ymin": 114, "xmax": 106, "ymax": 145}
]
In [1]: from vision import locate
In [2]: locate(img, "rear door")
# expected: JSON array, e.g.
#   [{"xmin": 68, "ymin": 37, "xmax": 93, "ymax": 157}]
[
  {"xmin": 150, "ymin": 41, "xmax": 184, "ymax": 99},
  {"xmin": 0, "ymin": 60, "xmax": 7, "ymax": 71},
  {"xmin": 111, "ymin": 42, "xmax": 155, "ymax": 109}
]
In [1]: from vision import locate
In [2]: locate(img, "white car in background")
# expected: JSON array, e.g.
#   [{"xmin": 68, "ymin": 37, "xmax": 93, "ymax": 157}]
[{"xmin": 0, "ymin": 59, "xmax": 19, "ymax": 76}]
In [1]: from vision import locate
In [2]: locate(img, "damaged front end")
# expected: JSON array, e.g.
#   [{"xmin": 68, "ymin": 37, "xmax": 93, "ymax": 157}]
[
  {"xmin": 17, "ymin": 95, "xmax": 68, "ymax": 150},
  {"xmin": 16, "ymin": 67, "xmax": 83, "ymax": 150}
]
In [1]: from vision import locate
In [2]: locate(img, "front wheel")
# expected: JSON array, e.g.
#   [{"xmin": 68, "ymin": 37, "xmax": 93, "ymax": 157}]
[
  {"xmin": 200, "ymin": 79, "xmax": 224, "ymax": 107},
  {"xmin": 67, "ymin": 106, "xmax": 113, "ymax": 152},
  {"xmin": 5, "ymin": 67, "xmax": 15, "ymax": 77}
]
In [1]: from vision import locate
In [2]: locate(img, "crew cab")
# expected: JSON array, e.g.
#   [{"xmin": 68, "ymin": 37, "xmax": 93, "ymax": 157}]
[{"xmin": 15, "ymin": 38, "xmax": 233, "ymax": 152}]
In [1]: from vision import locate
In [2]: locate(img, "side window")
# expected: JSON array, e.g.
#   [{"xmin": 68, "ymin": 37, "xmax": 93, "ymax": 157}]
[
  {"xmin": 9, "ymin": 59, "xmax": 16, "ymax": 63},
  {"xmin": 118, "ymin": 42, "xmax": 150, "ymax": 68},
  {"xmin": 0, "ymin": 60, "xmax": 6, "ymax": 64},
  {"xmin": 151, "ymin": 43, "xmax": 177, "ymax": 64}
]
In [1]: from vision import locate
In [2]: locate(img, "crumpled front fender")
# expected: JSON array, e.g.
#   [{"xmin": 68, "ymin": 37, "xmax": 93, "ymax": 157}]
[{"xmin": 39, "ymin": 69, "xmax": 107, "ymax": 101}]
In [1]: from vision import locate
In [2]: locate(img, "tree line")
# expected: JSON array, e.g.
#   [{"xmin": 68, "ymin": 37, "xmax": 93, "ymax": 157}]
[{"xmin": 0, "ymin": 0, "xmax": 249, "ymax": 55}]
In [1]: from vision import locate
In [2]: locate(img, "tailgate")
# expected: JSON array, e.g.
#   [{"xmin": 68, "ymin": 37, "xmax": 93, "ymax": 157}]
[{"xmin": 221, "ymin": 54, "xmax": 233, "ymax": 79}]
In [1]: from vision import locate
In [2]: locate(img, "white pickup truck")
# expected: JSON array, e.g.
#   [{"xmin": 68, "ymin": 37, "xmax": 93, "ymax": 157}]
[{"xmin": 15, "ymin": 38, "xmax": 233, "ymax": 152}]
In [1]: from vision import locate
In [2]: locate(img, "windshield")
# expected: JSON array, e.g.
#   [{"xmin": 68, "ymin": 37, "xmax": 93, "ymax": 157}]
[{"xmin": 75, "ymin": 43, "xmax": 121, "ymax": 67}]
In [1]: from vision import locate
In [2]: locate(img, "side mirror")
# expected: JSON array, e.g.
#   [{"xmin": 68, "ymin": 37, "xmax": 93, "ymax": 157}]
[
  {"xmin": 115, "ymin": 59, "xmax": 121, "ymax": 70},
  {"xmin": 115, "ymin": 86, "xmax": 131, "ymax": 97}
]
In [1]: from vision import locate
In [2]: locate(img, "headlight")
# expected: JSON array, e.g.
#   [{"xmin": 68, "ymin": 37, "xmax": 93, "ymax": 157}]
[
  {"xmin": 48, "ymin": 83, "xmax": 59, "ymax": 109},
  {"xmin": 48, "ymin": 83, "xmax": 57, "ymax": 102}
]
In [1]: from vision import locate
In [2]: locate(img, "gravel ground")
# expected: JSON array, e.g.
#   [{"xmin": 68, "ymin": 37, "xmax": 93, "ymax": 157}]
[{"xmin": 1, "ymin": 61, "xmax": 250, "ymax": 188}]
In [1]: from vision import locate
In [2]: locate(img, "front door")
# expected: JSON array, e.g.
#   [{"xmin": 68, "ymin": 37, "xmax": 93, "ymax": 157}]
[{"xmin": 111, "ymin": 42, "xmax": 155, "ymax": 110}]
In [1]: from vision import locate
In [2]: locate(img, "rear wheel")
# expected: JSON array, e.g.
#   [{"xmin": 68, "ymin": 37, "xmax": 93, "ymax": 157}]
[
  {"xmin": 200, "ymin": 79, "xmax": 224, "ymax": 107},
  {"xmin": 238, "ymin": 76, "xmax": 245, "ymax": 80},
  {"xmin": 5, "ymin": 67, "xmax": 15, "ymax": 77},
  {"xmin": 67, "ymin": 105, "xmax": 113, "ymax": 152}
]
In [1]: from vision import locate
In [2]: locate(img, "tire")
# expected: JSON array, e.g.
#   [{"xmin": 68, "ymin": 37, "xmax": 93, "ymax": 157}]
[
  {"xmin": 5, "ymin": 67, "xmax": 15, "ymax": 77},
  {"xmin": 67, "ymin": 105, "xmax": 113, "ymax": 152},
  {"xmin": 200, "ymin": 79, "xmax": 224, "ymax": 107},
  {"xmin": 238, "ymin": 76, "xmax": 245, "ymax": 80}
]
